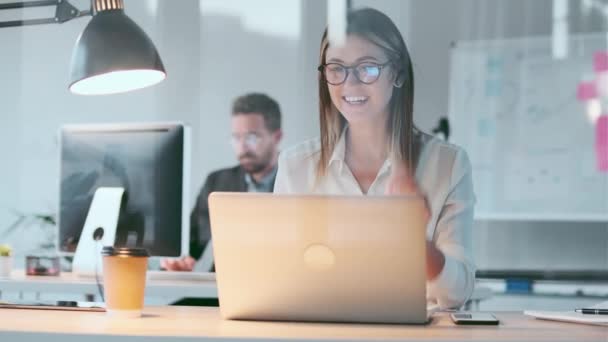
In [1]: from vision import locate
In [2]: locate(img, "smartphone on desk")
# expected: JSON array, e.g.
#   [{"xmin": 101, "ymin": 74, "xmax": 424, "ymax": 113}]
[
  {"xmin": 0, "ymin": 300, "xmax": 105, "ymax": 312},
  {"xmin": 450, "ymin": 313, "xmax": 499, "ymax": 325}
]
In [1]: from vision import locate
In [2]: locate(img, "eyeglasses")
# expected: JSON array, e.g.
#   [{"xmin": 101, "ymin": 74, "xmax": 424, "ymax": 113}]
[
  {"xmin": 318, "ymin": 61, "xmax": 391, "ymax": 85},
  {"xmin": 231, "ymin": 133, "xmax": 261, "ymax": 149}
]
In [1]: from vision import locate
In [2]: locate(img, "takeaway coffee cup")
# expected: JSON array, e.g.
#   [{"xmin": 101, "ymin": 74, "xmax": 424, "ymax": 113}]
[{"xmin": 101, "ymin": 246, "xmax": 149, "ymax": 318}]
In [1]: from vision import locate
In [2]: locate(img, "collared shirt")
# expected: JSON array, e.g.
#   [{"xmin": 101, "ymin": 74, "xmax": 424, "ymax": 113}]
[
  {"xmin": 274, "ymin": 130, "xmax": 476, "ymax": 309},
  {"xmin": 245, "ymin": 166, "xmax": 278, "ymax": 193}
]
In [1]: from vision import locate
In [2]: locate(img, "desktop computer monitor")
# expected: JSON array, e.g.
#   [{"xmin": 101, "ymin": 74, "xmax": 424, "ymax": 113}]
[{"xmin": 58, "ymin": 123, "xmax": 190, "ymax": 258}]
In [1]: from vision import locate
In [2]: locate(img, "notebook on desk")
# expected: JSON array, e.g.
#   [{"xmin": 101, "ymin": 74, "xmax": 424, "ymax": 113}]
[
  {"xmin": 209, "ymin": 192, "xmax": 431, "ymax": 324},
  {"xmin": 525, "ymin": 301, "xmax": 608, "ymax": 326},
  {"xmin": 524, "ymin": 310, "xmax": 608, "ymax": 326}
]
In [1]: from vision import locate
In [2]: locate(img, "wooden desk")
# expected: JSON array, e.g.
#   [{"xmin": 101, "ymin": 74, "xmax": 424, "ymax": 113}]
[
  {"xmin": 0, "ymin": 270, "xmax": 217, "ymax": 299},
  {"xmin": 0, "ymin": 306, "xmax": 605, "ymax": 342}
]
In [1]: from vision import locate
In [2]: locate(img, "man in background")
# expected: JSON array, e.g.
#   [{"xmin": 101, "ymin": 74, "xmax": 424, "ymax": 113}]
[{"xmin": 161, "ymin": 93, "xmax": 283, "ymax": 271}]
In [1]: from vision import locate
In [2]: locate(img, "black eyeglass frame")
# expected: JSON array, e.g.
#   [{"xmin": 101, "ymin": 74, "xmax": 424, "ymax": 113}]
[{"xmin": 317, "ymin": 61, "xmax": 393, "ymax": 85}]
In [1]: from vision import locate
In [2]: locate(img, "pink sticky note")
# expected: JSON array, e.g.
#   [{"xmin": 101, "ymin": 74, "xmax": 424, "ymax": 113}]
[
  {"xmin": 594, "ymin": 51, "xmax": 608, "ymax": 72},
  {"xmin": 576, "ymin": 81, "xmax": 597, "ymax": 101},
  {"xmin": 597, "ymin": 115, "xmax": 608, "ymax": 172}
]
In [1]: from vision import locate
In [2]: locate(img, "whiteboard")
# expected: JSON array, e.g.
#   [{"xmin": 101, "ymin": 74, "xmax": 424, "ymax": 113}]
[{"xmin": 448, "ymin": 33, "xmax": 608, "ymax": 221}]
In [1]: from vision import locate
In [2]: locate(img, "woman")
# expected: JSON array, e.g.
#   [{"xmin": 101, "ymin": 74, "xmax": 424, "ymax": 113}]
[{"xmin": 274, "ymin": 8, "xmax": 475, "ymax": 309}]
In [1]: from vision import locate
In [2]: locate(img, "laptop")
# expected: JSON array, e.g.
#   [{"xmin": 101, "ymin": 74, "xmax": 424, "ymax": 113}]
[{"xmin": 209, "ymin": 192, "xmax": 433, "ymax": 324}]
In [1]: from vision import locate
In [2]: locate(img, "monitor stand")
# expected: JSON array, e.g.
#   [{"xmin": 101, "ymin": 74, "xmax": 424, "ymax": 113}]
[{"xmin": 72, "ymin": 187, "xmax": 125, "ymax": 277}]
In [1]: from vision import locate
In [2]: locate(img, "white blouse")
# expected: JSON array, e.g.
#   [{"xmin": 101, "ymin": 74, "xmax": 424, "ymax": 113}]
[{"xmin": 274, "ymin": 131, "xmax": 476, "ymax": 309}]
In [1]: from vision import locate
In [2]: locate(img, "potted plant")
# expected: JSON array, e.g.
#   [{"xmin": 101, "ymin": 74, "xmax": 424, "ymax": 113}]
[
  {"xmin": 1, "ymin": 210, "xmax": 58, "ymax": 275},
  {"xmin": 1, "ymin": 210, "xmax": 56, "ymax": 253},
  {"xmin": 0, "ymin": 244, "xmax": 11, "ymax": 278}
]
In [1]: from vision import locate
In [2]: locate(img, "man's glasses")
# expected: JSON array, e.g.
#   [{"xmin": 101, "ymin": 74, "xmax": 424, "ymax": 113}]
[
  {"xmin": 231, "ymin": 133, "xmax": 261, "ymax": 149},
  {"xmin": 318, "ymin": 61, "xmax": 391, "ymax": 85}
]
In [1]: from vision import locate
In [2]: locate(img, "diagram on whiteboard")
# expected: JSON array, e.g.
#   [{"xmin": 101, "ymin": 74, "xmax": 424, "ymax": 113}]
[{"xmin": 449, "ymin": 34, "xmax": 608, "ymax": 221}]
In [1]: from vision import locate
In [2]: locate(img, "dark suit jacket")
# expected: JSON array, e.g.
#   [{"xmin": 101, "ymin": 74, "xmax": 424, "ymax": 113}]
[{"xmin": 190, "ymin": 165, "xmax": 276, "ymax": 260}]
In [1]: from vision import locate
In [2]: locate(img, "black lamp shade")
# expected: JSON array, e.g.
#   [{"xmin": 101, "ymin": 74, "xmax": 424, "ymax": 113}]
[{"xmin": 69, "ymin": 10, "xmax": 166, "ymax": 95}]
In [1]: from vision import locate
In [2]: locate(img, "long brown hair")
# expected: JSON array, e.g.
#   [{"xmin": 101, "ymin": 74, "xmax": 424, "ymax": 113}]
[{"xmin": 317, "ymin": 8, "xmax": 419, "ymax": 177}]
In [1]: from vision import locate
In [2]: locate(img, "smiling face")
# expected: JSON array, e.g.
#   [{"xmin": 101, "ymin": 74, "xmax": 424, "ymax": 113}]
[{"xmin": 324, "ymin": 34, "xmax": 396, "ymax": 126}]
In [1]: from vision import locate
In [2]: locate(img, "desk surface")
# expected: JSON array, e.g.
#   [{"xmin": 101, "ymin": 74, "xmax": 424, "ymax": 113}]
[
  {"xmin": 0, "ymin": 306, "xmax": 605, "ymax": 342},
  {"xmin": 0, "ymin": 270, "xmax": 217, "ymax": 298}
]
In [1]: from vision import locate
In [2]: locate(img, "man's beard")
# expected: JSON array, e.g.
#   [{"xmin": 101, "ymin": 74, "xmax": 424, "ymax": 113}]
[
  {"xmin": 239, "ymin": 152, "xmax": 271, "ymax": 174},
  {"xmin": 240, "ymin": 160, "xmax": 266, "ymax": 174}
]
